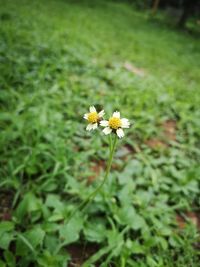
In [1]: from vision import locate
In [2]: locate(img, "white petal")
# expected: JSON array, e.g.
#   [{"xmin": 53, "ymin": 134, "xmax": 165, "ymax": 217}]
[
  {"xmin": 92, "ymin": 123, "xmax": 98, "ymax": 130},
  {"xmin": 89, "ymin": 106, "xmax": 96, "ymax": 113},
  {"xmin": 103, "ymin": 127, "xmax": 112, "ymax": 135},
  {"xmin": 113, "ymin": 111, "xmax": 120, "ymax": 118},
  {"xmin": 100, "ymin": 120, "xmax": 109, "ymax": 127},
  {"xmin": 121, "ymin": 118, "xmax": 130, "ymax": 128},
  {"xmin": 86, "ymin": 123, "xmax": 94, "ymax": 131},
  {"xmin": 83, "ymin": 113, "xmax": 89, "ymax": 120},
  {"xmin": 98, "ymin": 110, "xmax": 105, "ymax": 117},
  {"xmin": 116, "ymin": 128, "xmax": 124, "ymax": 138}
]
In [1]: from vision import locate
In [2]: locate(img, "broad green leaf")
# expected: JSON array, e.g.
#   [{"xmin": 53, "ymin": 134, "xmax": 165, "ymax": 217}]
[
  {"xmin": 48, "ymin": 213, "xmax": 64, "ymax": 222},
  {"xmin": 3, "ymin": 251, "xmax": 15, "ymax": 267},
  {"xmin": 16, "ymin": 227, "xmax": 45, "ymax": 256},
  {"xmin": 41, "ymin": 180, "xmax": 58, "ymax": 192},
  {"xmin": 59, "ymin": 214, "xmax": 83, "ymax": 245},
  {"xmin": 84, "ymin": 221, "xmax": 107, "ymax": 243},
  {"xmin": 0, "ymin": 222, "xmax": 14, "ymax": 234},
  {"xmin": 0, "ymin": 260, "xmax": 6, "ymax": 267},
  {"xmin": 107, "ymin": 229, "xmax": 124, "ymax": 248},
  {"xmin": 126, "ymin": 240, "xmax": 144, "ymax": 254},
  {"xmin": 0, "ymin": 232, "xmax": 13, "ymax": 250},
  {"xmin": 0, "ymin": 222, "xmax": 15, "ymax": 250},
  {"xmin": 118, "ymin": 160, "xmax": 142, "ymax": 185},
  {"xmin": 44, "ymin": 235, "xmax": 59, "ymax": 253},
  {"xmin": 37, "ymin": 250, "xmax": 70, "ymax": 267},
  {"xmin": 25, "ymin": 227, "xmax": 45, "ymax": 248},
  {"xmin": 115, "ymin": 205, "xmax": 136, "ymax": 226},
  {"xmin": 42, "ymin": 222, "xmax": 59, "ymax": 233},
  {"xmin": 156, "ymin": 236, "xmax": 168, "ymax": 250},
  {"xmin": 16, "ymin": 233, "xmax": 36, "ymax": 256},
  {"xmin": 45, "ymin": 194, "xmax": 64, "ymax": 211},
  {"xmin": 131, "ymin": 214, "xmax": 146, "ymax": 230},
  {"xmin": 146, "ymin": 256, "xmax": 158, "ymax": 267},
  {"xmin": 169, "ymin": 234, "xmax": 183, "ymax": 248},
  {"xmin": 15, "ymin": 192, "xmax": 42, "ymax": 221},
  {"xmin": 118, "ymin": 184, "xmax": 134, "ymax": 205}
]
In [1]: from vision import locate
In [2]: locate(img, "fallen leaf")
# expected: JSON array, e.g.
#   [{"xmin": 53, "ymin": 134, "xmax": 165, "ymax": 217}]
[{"xmin": 124, "ymin": 61, "xmax": 145, "ymax": 77}]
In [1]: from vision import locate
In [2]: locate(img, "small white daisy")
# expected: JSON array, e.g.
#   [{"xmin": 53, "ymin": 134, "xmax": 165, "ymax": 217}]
[
  {"xmin": 100, "ymin": 111, "xmax": 130, "ymax": 138},
  {"xmin": 83, "ymin": 106, "xmax": 105, "ymax": 131}
]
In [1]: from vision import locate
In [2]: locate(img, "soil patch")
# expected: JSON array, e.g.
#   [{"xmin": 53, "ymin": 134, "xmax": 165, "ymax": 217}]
[{"xmin": 68, "ymin": 243, "xmax": 99, "ymax": 267}]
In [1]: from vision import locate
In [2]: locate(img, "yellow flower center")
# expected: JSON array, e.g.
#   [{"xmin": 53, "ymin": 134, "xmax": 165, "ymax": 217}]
[
  {"xmin": 109, "ymin": 117, "xmax": 121, "ymax": 129},
  {"xmin": 88, "ymin": 112, "xmax": 98, "ymax": 123}
]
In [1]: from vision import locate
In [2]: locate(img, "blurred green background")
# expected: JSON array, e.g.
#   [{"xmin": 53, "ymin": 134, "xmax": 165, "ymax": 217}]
[{"xmin": 0, "ymin": 0, "xmax": 200, "ymax": 266}]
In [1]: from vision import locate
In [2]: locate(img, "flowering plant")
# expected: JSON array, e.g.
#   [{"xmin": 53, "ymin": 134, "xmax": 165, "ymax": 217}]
[{"xmin": 67, "ymin": 106, "xmax": 130, "ymax": 223}]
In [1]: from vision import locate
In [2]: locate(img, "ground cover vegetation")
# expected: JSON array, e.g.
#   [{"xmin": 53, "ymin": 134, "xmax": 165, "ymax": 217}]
[{"xmin": 0, "ymin": 0, "xmax": 200, "ymax": 266}]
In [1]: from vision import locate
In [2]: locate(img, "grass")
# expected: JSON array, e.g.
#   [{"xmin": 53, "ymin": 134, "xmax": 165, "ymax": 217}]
[{"xmin": 0, "ymin": 0, "xmax": 200, "ymax": 266}]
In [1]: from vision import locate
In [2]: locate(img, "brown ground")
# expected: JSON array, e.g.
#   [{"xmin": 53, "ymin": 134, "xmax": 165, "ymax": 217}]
[
  {"xmin": 176, "ymin": 212, "xmax": 200, "ymax": 230},
  {"xmin": 68, "ymin": 243, "xmax": 99, "ymax": 267},
  {"xmin": 0, "ymin": 191, "xmax": 13, "ymax": 221}
]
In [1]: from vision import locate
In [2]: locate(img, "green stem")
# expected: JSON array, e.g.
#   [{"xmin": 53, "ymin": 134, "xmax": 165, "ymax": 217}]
[
  {"xmin": 109, "ymin": 134, "xmax": 113, "ymax": 153},
  {"xmin": 86, "ymin": 134, "xmax": 117, "ymax": 203},
  {"xmin": 56, "ymin": 135, "xmax": 118, "ymax": 253},
  {"xmin": 66, "ymin": 134, "xmax": 117, "ymax": 224}
]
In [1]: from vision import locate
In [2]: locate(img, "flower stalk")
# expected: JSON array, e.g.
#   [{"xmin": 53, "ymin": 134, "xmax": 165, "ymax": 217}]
[{"xmin": 66, "ymin": 134, "xmax": 117, "ymax": 223}]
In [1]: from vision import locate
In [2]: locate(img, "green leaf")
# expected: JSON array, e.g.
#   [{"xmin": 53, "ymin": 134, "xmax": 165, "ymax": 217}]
[
  {"xmin": 156, "ymin": 236, "xmax": 168, "ymax": 250},
  {"xmin": 59, "ymin": 215, "xmax": 83, "ymax": 245},
  {"xmin": 16, "ymin": 227, "xmax": 45, "ymax": 256},
  {"xmin": 37, "ymin": 250, "xmax": 70, "ymax": 267},
  {"xmin": 0, "ymin": 222, "xmax": 14, "ymax": 234},
  {"xmin": 0, "ymin": 260, "xmax": 6, "ymax": 267},
  {"xmin": 131, "ymin": 214, "xmax": 146, "ymax": 230},
  {"xmin": 118, "ymin": 160, "xmax": 141, "ymax": 185},
  {"xmin": 0, "ymin": 222, "xmax": 15, "ymax": 250},
  {"xmin": 107, "ymin": 229, "xmax": 124, "ymax": 248},
  {"xmin": 15, "ymin": 192, "xmax": 42, "ymax": 221},
  {"xmin": 48, "ymin": 213, "xmax": 64, "ymax": 222},
  {"xmin": 118, "ymin": 184, "xmax": 133, "ymax": 205},
  {"xmin": 45, "ymin": 194, "xmax": 64, "ymax": 211},
  {"xmin": 16, "ymin": 233, "xmax": 36, "ymax": 256},
  {"xmin": 126, "ymin": 240, "xmax": 144, "ymax": 254},
  {"xmin": 44, "ymin": 235, "xmax": 59, "ymax": 253},
  {"xmin": 25, "ymin": 227, "xmax": 45, "ymax": 248},
  {"xmin": 41, "ymin": 180, "xmax": 58, "ymax": 192},
  {"xmin": 0, "ymin": 232, "xmax": 13, "ymax": 250},
  {"xmin": 42, "ymin": 222, "xmax": 59, "ymax": 233},
  {"xmin": 4, "ymin": 251, "xmax": 15, "ymax": 267},
  {"xmin": 146, "ymin": 256, "xmax": 158, "ymax": 267},
  {"xmin": 169, "ymin": 234, "xmax": 183, "ymax": 248},
  {"xmin": 84, "ymin": 220, "xmax": 107, "ymax": 243},
  {"xmin": 115, "ymin": 205, "xmax": 136, "ymax": 226}
]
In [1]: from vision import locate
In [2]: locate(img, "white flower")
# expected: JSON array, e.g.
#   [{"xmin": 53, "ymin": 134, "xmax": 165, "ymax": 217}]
[
  {"xmin": 100, "ymin": 111, "xmax": 130, "ymax": 138},
  {"xmin": 83, "ymin": 106, "xmax": 105, "ymax": 131}
]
